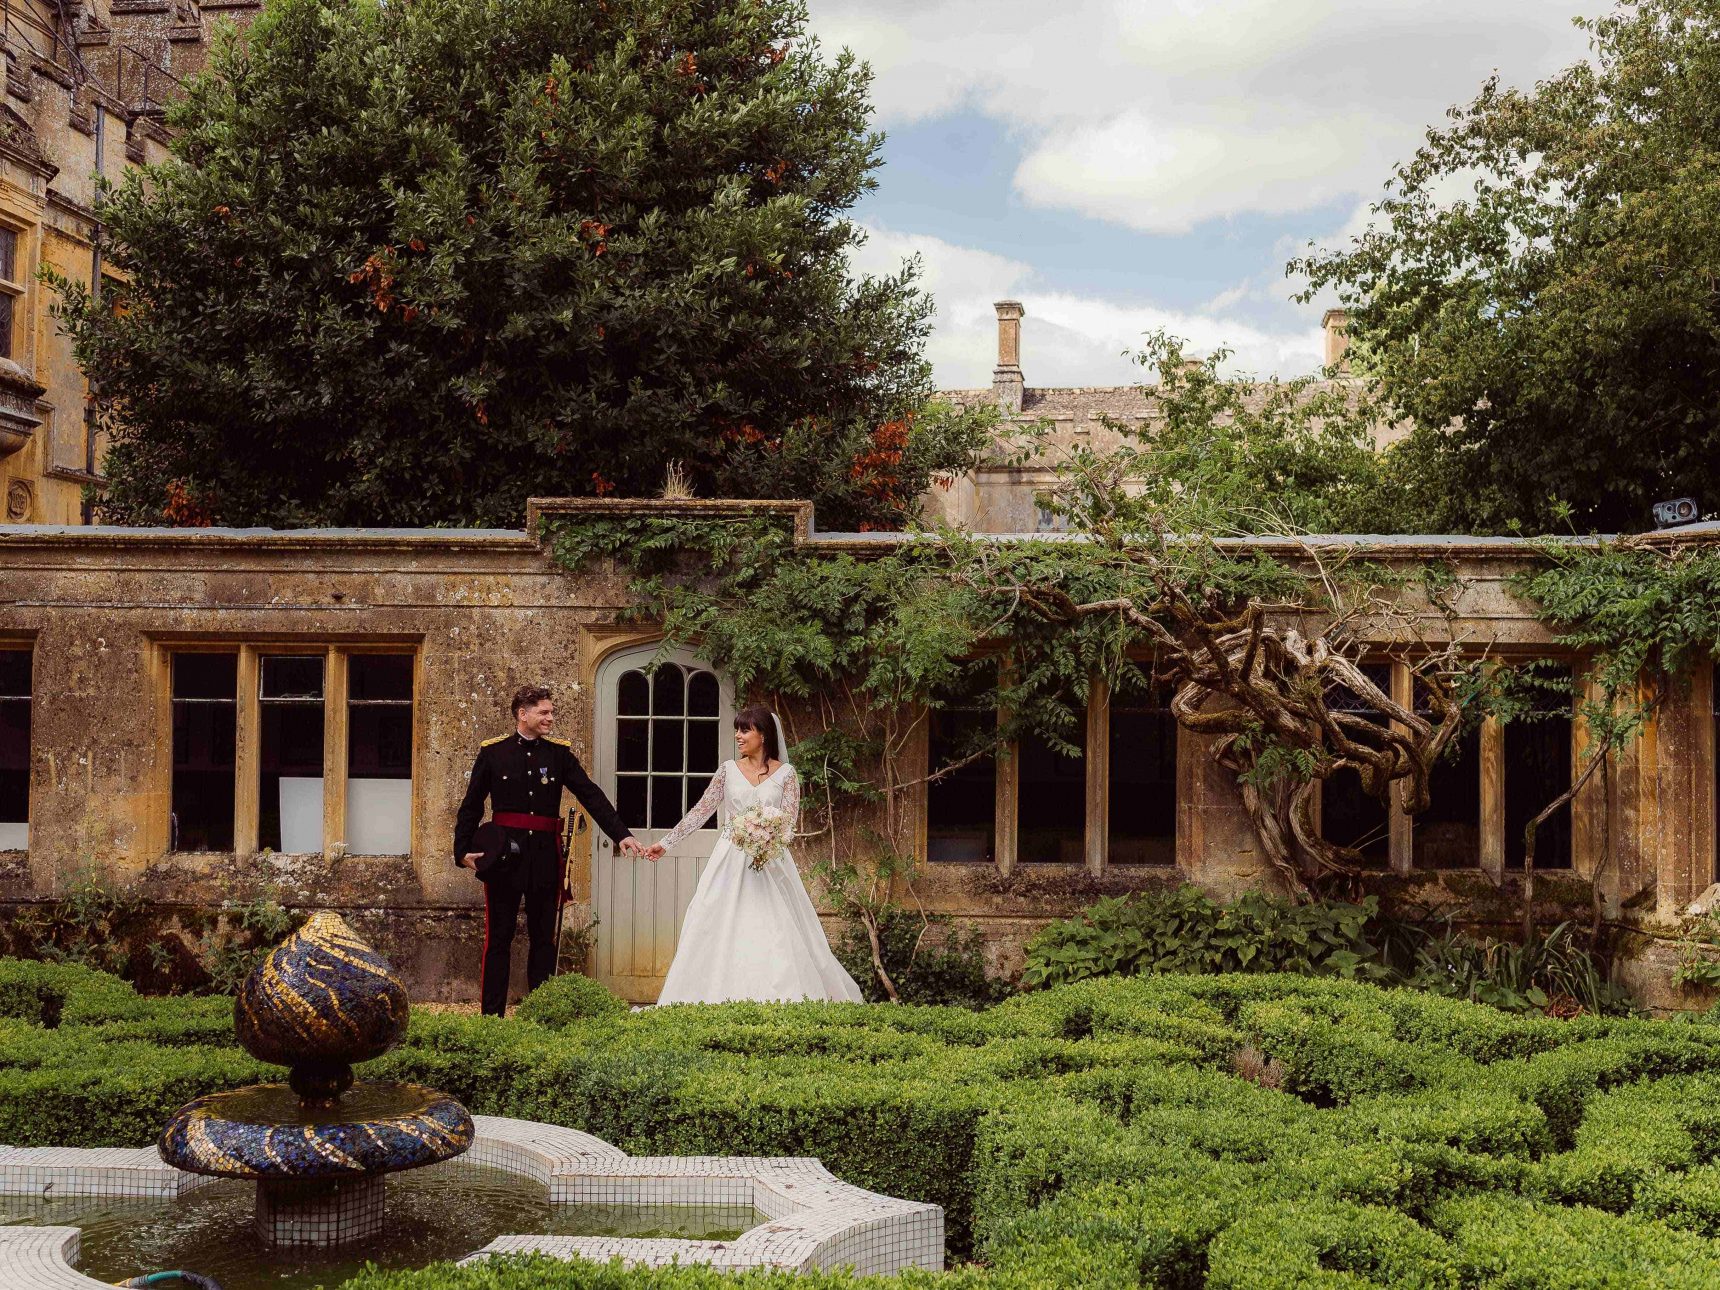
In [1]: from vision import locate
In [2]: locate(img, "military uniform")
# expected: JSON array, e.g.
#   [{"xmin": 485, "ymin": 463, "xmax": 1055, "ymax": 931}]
[{"xmin": 454, "ymin": 731, "xmax": 632, "ymax": 1016}]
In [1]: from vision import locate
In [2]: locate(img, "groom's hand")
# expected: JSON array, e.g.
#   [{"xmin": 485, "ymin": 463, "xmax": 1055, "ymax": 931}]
[
  {"xmin": 618, "ymin": 837, "xmax": 644, "ymax": 857},
  {"xmin": 460, "ymin": 852, "xmax": 483, "ymax": 869}
]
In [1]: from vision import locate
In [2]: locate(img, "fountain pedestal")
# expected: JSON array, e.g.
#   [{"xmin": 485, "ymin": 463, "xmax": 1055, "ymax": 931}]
[
  {"xmin": 158, "ymin": 912, "xmax": 474, "ymax": 1250},
  {"xmin": 256, "ymin": 1175, "xmax": 388, "ymax": 1246}
]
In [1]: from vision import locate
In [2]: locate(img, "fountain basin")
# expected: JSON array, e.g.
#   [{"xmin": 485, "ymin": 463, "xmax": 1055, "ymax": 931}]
[
  {"xmin": 0, "ymin": 1117, "xmax": 945, "ymax": 1286},
  {"xmin": 159, "ymin": 1083, "xmax": 473, "ymax": 1181}
]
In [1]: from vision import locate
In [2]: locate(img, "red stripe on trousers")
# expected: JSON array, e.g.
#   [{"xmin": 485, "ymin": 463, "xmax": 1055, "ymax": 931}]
[{"xmin": 479, "ymin": 890, "xmax": 491, "ymax": 1008}]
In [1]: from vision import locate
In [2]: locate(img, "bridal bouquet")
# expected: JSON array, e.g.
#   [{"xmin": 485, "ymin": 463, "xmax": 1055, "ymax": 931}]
[{"xmin": 726, "ymin": 805, "xmax": 793, "ymax": 872}]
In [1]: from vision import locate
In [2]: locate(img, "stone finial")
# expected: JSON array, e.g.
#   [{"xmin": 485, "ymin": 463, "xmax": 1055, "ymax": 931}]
[
  {"xmin": 992, "ymin": 300, "xmax": 1025, "ymax": 414},
  {"xmin": 1322, "ymin": 308, "xmax": 1350, "ymax": 374}
]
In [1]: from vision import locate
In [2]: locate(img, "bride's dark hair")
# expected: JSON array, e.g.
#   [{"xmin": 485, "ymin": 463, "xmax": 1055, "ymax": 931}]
[{"xmin": 734, "ymin": 705, "xmax": 780, "ymax": 762}]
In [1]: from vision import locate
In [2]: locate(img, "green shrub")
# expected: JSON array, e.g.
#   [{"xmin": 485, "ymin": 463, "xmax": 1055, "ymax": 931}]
[
  {"xmin": 1021, "ymin": 887, "xmax": 1391, "ymax": 989},
  {"xmin": 8, "ymin": 960, "xmax": 1720, "ymax": 1287},
  {"xmin": 833, "ymin": 909, "xmax": 1008, "ymax": 1009},
  {"xmin": 1635, "ymin": 1162, "xmax": 1720, "ymax": 1236},
  {"xmin": 1433, "ymin": 1192, "xmax": 1720, "ymax": 1287},
  {"xmin": 1205, "ymin": 1199, "xmax": 1460, "ymax": 1289},
  {"xmin": 516, "ymin": 972, "xmax": 629, "ymax": 1027}
]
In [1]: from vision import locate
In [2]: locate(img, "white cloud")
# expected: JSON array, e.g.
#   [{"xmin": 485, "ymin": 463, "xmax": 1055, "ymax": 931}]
[
  {"xmin": 811, "ymin": 0, "xmax": 1600, "ymax": 234},
  {"xmin": 852, "ymin": 222, "xmax": 1322, "ymax": 389}
]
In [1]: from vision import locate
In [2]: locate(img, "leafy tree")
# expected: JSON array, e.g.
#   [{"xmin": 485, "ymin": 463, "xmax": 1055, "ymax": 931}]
[
  {"xmin": 57, "ymin": 0, "xmax": 986, "ymax": 529},
  {"xmin": 1295, "ymin": 0, "xmax": 1720, "ymax": 534}
]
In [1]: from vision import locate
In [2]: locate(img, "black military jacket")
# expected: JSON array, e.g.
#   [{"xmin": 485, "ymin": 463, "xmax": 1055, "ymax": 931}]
[{"xmin": 453, "ymin": 733, "xmax": 632, "ymax": 887}]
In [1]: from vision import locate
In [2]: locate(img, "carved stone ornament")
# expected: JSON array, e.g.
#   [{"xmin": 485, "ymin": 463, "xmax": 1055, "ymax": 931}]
[
  {"xmin": 0, "ymin": 357, "xmax": 42, "ymax": 461},
  {"xmin": 4, "ymin": 480, "xmax": 29, "ymax": 521}
]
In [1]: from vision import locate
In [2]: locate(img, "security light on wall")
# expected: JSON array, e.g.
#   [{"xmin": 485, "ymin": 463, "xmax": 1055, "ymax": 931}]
[{"xmin": 1653, "ymin": 497, "xmax": 1701, "ymax": 528}]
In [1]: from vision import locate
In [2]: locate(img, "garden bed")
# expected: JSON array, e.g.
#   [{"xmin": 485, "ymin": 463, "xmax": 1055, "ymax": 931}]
[{"xmin": 6, "ymin": 960, "xmax": 1720, "ymax": 1286}]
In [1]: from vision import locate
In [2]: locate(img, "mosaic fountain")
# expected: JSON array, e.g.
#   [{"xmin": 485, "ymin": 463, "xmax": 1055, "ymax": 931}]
[
  {"xmin": 158, "ymin": 911, "xmax": 474, "ymax": 1247},
  {"xmin": 0, "ymin": 913, "xmax": 944, "ymax": 1288}
]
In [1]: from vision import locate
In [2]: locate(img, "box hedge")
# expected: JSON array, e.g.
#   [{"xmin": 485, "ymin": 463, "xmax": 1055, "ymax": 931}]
[{"xmin": 9, "ymin": 960, "xmax": 1720, "ymax": 1286}]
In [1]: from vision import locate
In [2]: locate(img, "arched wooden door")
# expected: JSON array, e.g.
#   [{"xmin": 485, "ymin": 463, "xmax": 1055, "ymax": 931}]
[{"xmin": 590, "ymin": 644, "xmax": 733, "ymax": 1001}]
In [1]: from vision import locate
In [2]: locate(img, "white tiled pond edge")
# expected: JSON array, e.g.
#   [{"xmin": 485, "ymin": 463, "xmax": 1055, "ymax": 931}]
[{"xmin": 0, "ymin": 1116, "xmax": 943, "ymax": 1285}]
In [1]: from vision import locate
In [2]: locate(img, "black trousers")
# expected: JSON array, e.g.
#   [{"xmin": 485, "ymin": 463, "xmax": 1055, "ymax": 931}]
[{"xmin": 480, "ymin": 867, "xmax": 559, "ymax": 1017}]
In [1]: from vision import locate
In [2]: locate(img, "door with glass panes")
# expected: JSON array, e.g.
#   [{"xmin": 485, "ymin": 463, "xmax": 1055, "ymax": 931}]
[{"xmin": 591, "ymin": 645, "xmax": 733, "ymax": 1000}]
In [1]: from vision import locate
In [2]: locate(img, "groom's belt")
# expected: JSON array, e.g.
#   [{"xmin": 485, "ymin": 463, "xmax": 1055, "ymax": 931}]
[{"xmin": 491, "ymin": 811, "xmax": 561, "ymax": 833}]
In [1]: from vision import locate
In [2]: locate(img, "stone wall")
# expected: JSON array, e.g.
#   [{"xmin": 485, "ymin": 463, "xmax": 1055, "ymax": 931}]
[{"xmin": 1, "ymin": 501, "xmax": 1717, "ymax": 1005}]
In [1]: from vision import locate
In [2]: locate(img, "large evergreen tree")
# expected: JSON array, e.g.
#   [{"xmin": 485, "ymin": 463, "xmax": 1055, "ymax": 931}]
[
  {"xmin": 1296, "ymin": 0, "xmax": 1720, "ymax": 534},
  {"xmin": 60, "ymin": 0, "xmax": 982, "ymax": 529}
]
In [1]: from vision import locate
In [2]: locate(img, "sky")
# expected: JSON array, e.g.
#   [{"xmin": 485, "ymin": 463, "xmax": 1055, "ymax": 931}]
[{"xmin": 813, "ymin": 0, "xmax": 1605, "ymax": 390}]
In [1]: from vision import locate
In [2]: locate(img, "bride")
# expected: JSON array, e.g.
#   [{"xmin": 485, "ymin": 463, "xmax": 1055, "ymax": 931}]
[{"xmin": 642, "ymin": 705, "xmax": 864, "ymax": 1005}]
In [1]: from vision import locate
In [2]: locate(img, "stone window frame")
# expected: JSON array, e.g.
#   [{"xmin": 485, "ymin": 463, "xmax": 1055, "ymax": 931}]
[
  {"xmin": 1308, "ymin": 655, "xmax": 1587, "ymax": 880},
  {"xmin": 150, "ymin": 638, "xmax": 421, "ymax": 860},
  {"xmin": 911, "ymin": 664, "xmax": 1180, "ymax": 878},
  {"xmin": 911, "ymin": 651, "xmax": 1587, "ymax": 882},
  {"xmin": 0, "ymin": 219, "xmax": 25, "ymax": 363}
]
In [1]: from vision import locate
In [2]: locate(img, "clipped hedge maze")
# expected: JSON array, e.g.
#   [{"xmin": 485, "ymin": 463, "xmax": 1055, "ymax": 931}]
[{"xmin": 7, "ymin": 961, "xmax": 1720, "ymax": 1287}]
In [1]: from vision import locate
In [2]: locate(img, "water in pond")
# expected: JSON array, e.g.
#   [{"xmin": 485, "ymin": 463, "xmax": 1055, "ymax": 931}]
[{"xmin": 1, "ymin": 1160, "xmax": 761, "ymax": 1290}]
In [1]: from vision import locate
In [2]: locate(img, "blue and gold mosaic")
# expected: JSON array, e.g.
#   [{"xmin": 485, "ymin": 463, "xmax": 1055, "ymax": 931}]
[{"xmin": 158, "ymin": 1082, "xmax": 473, "ymax": 1180}]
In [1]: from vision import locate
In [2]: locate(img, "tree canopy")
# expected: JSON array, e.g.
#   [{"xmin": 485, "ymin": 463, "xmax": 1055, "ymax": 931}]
[
  {"xmin": 60, "ymin": 0, "xmax": 985, "ymax": 530},
  {"xmin": 1295, "ymin": 0, "xmax": 1720, "ymax": 535}
]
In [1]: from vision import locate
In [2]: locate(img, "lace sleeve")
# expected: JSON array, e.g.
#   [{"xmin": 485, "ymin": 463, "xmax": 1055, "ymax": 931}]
[
  {"xmin": 780, "ymin": 765, "xmax": 800, "ymax": 834},
  {"xmin": 655, "ymin": 767, "xmax": 725, "ymax": 851}
]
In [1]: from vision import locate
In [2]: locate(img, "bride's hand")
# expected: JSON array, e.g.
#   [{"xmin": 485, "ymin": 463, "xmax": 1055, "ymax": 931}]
[{"xmin": 645, "ymin": 844, "xmax": 666, "ymax": 862}]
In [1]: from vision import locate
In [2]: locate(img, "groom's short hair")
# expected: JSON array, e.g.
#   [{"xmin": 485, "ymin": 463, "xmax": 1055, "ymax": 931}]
[{"xmin": 511, "ymin": 685, "xmax": 552, "ymax": 716}]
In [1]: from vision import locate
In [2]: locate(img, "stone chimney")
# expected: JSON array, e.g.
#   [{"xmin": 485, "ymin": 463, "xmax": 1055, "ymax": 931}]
[
  {"xmin": 1322, "ymin": 308, "xmax": 1350, "ymax": 374},
  {"xmin": 991, "ymin": 300, "xmax": 1025, "ymax": 414}
]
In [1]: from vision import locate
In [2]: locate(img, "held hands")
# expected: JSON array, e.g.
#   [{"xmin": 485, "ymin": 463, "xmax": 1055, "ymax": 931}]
[{"xmin": 617, "ymin": 837, "xmax": 646, "ymax": 858}]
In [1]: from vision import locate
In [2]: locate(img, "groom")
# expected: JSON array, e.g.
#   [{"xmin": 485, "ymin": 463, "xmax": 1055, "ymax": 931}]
[{"xmin": 454, "ymin": 685, "xmax": 644, "ymax": 1016}]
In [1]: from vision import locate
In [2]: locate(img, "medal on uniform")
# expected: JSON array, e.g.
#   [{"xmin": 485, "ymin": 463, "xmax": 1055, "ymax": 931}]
[{"xmin": 540, "ymin": 766, "xmax": 550, "ymax": 785}]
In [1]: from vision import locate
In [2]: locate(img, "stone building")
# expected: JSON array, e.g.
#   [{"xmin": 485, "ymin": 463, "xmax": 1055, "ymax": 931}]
[
  {"xmin": 0, "ymin": 0, "xmax": 259, "ymax": 526},
  {"xmin": 2, "ymin": 499, "xmax": 1716, "ymax": 1009},
  {"xmin": 930, "ymin": 301, "xmax": 1381, "ymax": 533}
]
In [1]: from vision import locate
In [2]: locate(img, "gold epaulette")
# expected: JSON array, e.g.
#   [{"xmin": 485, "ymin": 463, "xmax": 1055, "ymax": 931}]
[
  {"xmin": 544, "ymin": 735, "xmax": 572, "ymax": 747},
  {"xmin": 480, "ymin": 733, "xmax": 510, "ymax": 747}
]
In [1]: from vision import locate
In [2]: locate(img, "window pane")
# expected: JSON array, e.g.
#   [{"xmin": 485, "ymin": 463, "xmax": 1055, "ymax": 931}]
[
  {"xmin": 618, "ymin": 670, "xmax": 650, "ymax": 716},
  {"xmin": 348, "ymin": 655, "xmax": 412, "ymax": 783},
  {"xmin": 173, "ymin": 652, "xmax": 237, "ymax": 700},
  {"xmin": 617, "ymin": 775, "xmax": 647, "ymax": 830},
  {"xmin": 0, "ymin": 229, "xmax": 17, "ymax": 281},
  {"xmin": 0, "ymin": 293, "xmax": 13, "ymax": 362},
  {"xmin": 687, "ymin": 719, "xmax": 719, "ymax": 774},
  {"xmin": 1108, "ymin": 668, "xmax": 1175, "ymax": 864},
  {"xmin": 1505, "ymin": 667, "xmax": 1574, "ymax": 869},
  {"xmin": 171, "ymin": 654, "xmax": 237, "ymax": 851},
  {"xmin": 1415, "ymin": 727, "xmax": 1482, "ymax": 869},
  {"xmin": 260, "ymin": 655, "xmax": 324, "ymax": 701},
  {"xmin": 649, "ymin": 718, "xmax": 684, "ymax": 772},
  {"xmin": 349, "ymin": 654, "xmax": 412, "ymax": 702},
  {"xmin": 650, "ymin": 775, "xmax": 682, "ymax": 829},
  {"xmin": 1320, "ymin": 663, "xmax": 1392, "ymax": 867},
  {"xmin": 687, "ymin": 671, "xmax": 719, "ymax": 717},
  {"xmin": 0, "ymin": 649, "xmax": 27, "ymax": 838},
  {"xmin": 617, "ymin": 718, "xmax": 649, "ymax": 773},
  {"xmin": 0, "ymin": 649, "xmax": 27, "ymax": 697},
  {"xmin": 349, "ymin": 706, "xmax": 411, "ymax": 778},
  {"xmin": 1019, "ymin": 708, "xmax": 1086, "ymax": 864},
  {"xmin": 652, "ymin": 667, "xmax": 685, "ymax": 716},
  {"xmin": 260, "ymin": 700, "xmax": 325, "ymax": 853},
  {"xmin": 927, "ymin": 666, "xmax": 996, "ymax": 863},
  {"xmin": 0, "ymin": 649, "xmax": 27, "ymax": 840}
]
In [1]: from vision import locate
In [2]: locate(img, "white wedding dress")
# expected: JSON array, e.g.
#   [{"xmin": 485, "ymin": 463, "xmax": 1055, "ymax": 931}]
[{"xmin": 652, "ymin": 760, "xmax": 865, "ymax": 1005}]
